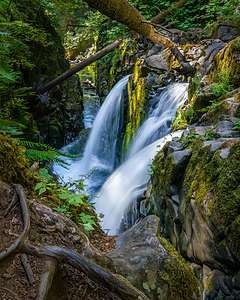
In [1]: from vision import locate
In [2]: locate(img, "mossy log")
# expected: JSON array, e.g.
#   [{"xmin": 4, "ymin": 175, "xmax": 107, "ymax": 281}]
[{"xmin": 85, "ymin": 0, "xmax": 194, "ymax": 75}]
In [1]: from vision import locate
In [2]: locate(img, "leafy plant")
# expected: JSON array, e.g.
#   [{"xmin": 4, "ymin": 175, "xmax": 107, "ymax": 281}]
[
  {"xmin": 210, "ymin": 71, "xmax": 233, "ymax": 98},
  {"xmin": 181, "ymin": 131, "xmax": 202, "ymax": 147},
  {"xmin": 35, "ymin": 168, "xmax": 96, "ymax": 231},
  {"xmin": 234, "ymin": 120, "xmax": 240, "ymax": 131}
]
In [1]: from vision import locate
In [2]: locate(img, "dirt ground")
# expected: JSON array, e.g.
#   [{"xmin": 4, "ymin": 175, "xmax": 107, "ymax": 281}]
[{"xmin": 0, "ymin": 182, "xmax": 118, "ymax": 300}]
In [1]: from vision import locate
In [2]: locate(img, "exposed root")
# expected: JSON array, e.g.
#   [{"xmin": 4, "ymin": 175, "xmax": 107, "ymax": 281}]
[
  {"xmin": 36, "ymin": 258, "xmax": 57, "ymax": 300},
  {"xmin": 0, "ymin": 184, "xmax": 30, "ymax": 261},
  {"xmin": 22, "ymin": 243, "xmax": 150, "ymax": 300},
  {"xmin": 3, "ymin": 190, "xmax": 17, "ymax": 217},
  {"xmin": 0, "ymin": 184, "xmax": 150, "ymax": 299}
]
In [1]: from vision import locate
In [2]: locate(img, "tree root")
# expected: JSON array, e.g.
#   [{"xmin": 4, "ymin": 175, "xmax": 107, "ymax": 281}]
[
  {"xmin": 23, "ymin": 243, "xmax": 149, "ymax": 300},
  {"xmin": 0, "ymin": 184, "xmax": 30, "ymax": 261},
  {"xmin": 0, "ymin": 184, "xmax": 150, "ymax": 300},
  {"xmin": 36, "ymin": 258, "xmax": 57, "ymax": 300}
]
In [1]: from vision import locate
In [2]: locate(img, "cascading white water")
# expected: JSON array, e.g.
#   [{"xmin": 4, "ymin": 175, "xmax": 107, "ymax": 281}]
[
  {"xmin": 95, "ymin": 83, "xmax": 188, "ymax": 234},
  {"xmin": 53, "ymin": 75, "xmax": 129, "ymax": 193},
  {"xmin": 95, "ymin": 131, "xmax": 183, "ymax": 234},
  {"xmin": 128, "ymin": 83, "xmax": 188, "ymax": 157}
]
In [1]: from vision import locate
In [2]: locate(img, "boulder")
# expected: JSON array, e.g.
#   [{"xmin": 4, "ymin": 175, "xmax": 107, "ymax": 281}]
[{"xmin": 108, "ymin": 215, "xmax": 199, "ymax": 300}]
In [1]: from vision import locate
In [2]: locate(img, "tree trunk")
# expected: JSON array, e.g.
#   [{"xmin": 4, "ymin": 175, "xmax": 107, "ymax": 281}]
[
  {"xmin": 85, "ymin": 0, "xmax": 194, "ymax": 75},
  {"xmin": 85, "ymin": 0, "xmax": 176, "ymax": 49},
  {"xmin": 37, "ymin": 39, "xmax": 122, "ymax": 94}
]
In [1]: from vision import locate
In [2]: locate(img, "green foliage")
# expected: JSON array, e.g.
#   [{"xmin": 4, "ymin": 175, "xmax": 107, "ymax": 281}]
[
  {"xmin": 0, "ymin": 119, "xmax": 74, "ymax": 165},
  {"xmin": 35, "ymin": 168, "xmax": 97, "ymax": 231},
  {"xmin": 210, "ymin": 71, "xmax": 233, "ymax": 98},
  {"xmin": 234, "ymin": 120, "xmax": 240, "ymax": 131}
]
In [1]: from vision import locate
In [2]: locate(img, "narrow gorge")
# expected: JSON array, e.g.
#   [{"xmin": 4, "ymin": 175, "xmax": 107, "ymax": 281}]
[{"xmin": 0, "ymin": 0, "xmax": 240, "ymax": 299}]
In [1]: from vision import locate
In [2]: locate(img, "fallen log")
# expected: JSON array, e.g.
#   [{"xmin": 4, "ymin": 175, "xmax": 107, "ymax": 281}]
[{"xmin": 37, "ymin": 39, "xmax": 122, "ymax": 94}]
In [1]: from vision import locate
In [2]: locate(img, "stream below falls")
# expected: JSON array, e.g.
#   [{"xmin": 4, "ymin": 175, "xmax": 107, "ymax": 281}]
[{"xmin": 53, "ymin": 76, "xmax": 188, "ymax": 235}]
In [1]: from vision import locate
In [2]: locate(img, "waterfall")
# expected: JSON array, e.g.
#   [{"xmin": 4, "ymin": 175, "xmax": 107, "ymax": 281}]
[
  {"xmin": 95, "ymin": 83, "xmax": 188, "ymax": 234},
  {"xmin": 128, "ymin": 83, "xmax": 188, "ymax": 157},
  {"xmin": 53, "ymin": 75, "xmax": 129, "ymax": 193},
  {"xmin": 95, "ymin": 131, "xmax": 183, "ymax": 234}
]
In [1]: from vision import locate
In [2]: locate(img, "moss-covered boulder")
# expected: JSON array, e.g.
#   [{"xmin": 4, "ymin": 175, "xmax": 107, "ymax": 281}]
[
  {"xmin": 209, "ymin": 37, "xmax": 240, "ymax": 88},
  {"xmin": 146, "ymin": 133, "xmax": 240, "ymax": 298},
  {"xmin": 0, "ymin": 134, "xmax": 33, "ymax": 185},
  {"xmin": 108, "ymin": 215, "xmax": 199, "ymax": 300}
]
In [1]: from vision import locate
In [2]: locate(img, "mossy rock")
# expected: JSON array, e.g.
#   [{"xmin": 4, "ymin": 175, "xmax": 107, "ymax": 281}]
[
  {"xmin": 183, "ymin": 139, "xmax": 240, "ymax": 260},
  {"xmin": 108, "ymin": 215, "xmax": 199, "ymax": 300},
  {"xmin": 209, "ymin": 37, "xmax": 240, "ymax": 88},
  {"xmin": 0, "ymin": 134, "xmax": 33, "ymax": 186},
  {"xmin": 122, "ymin": 58, "xmax": 147, "ymax": 153}
]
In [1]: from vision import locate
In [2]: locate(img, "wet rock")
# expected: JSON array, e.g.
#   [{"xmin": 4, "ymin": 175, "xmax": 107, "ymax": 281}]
[
  {"xmin": 172, "ymin": 149, "xmax": 191, "ymax": 166},
  {"xmin": 108, "ymin": 215, "xmax": 199, "ymax": 300},
  {"xmin": 213, "ymin": 24, "xmax": 240, "ymax": 42}
]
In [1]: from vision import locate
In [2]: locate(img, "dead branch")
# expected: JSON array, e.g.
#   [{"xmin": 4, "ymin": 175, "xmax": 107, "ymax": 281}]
[
  {"xmin": 20, "ymin": 253, "xmax": 35, "ymax": 286},
  {"xmin": 0, "ymin": 184, "xmax": 30, "ymax": 261},
  {"xmin": 23, "ymin": 243, "xmax": 150, "ymax": 300},
  {"xmin": 36, "ymin": 258, "xmax": 57, "ymax": 300},
  {"xmin": 37, "ymin": 39, "xmax": 122, "ymax": 94}
]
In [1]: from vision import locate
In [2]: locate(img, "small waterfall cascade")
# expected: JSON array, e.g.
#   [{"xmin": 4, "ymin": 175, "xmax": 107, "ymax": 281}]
[
  {"xmin": 53, "ymin": 75, "xmax": 129, "ymax": 193},
  {"xmin": 95, "ymin": 131, "xmax": 183, "ymax": 234},
  {"xmin": 128, "ymin": 83, "xmax": 188, "ymax": 158},
  {"xmin": 95, "ymin": 83, "xmax": 188, "ymax": 234}
]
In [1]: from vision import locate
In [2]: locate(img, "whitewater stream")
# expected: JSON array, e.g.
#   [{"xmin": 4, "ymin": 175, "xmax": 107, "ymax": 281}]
[{"xmin": 54, "ymin": 77, "xmax": 188, "ymax": 234}]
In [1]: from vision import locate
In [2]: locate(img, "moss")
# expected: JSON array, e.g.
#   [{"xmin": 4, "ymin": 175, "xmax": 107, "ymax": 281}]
[
  {"xmin": 209, "ymin": 37, "xmax": 240, "ymax": 89},
  {"xmin": 122, "ymin": 58, "xmax": 146, "ymax": 153},
  {"xmin": 0, "ymin": 134, "xmax": 33, "ymax": 186},
  {"xmin": 158, "ymin": 234, "xmax": 199, "ymax": 300},
  {"xmin": 184, "ymin": 140, "xmax": 240, "ymax": 256}
]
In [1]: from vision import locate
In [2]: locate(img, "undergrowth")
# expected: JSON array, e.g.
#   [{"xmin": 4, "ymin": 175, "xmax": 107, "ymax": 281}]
[{"xmin": 35, "ymin": 168, "xmax": 97, "ymax": 232}]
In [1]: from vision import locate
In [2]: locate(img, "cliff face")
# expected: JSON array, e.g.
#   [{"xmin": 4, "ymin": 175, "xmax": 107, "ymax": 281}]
[
  {"xmin": 5, "ymin": 0, "xmax": 84, "ymax": 147},
  {"xmin": 120, "ymin": 32, "xmax": 240, "ymax": 299}
]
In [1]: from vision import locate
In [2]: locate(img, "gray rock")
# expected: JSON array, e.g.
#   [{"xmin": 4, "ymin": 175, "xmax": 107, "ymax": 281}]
[
  {"xmin": 172, "ymin": 149, "xmax": 192, "ymax": 166},
  {"xmin": 108, "ymin": 216, "xmax": 199, "ymax": 300},
  {"xmin": 145, "ymin": 51, "xmax": 169, "ymax": 71},
  {"xmin": 213, "ymin": 24, "xmax": 240, "ymax": 42},
  {"xmin": 220, "ymin": 147, "xmax": 230, "ymax": 159}
]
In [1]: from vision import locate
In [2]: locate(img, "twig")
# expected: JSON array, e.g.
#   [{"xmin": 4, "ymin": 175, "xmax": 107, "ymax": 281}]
[
  {"xmin": 3, "ymin": 191, "xmax": 17, "ymax": 217},
  {"xmin": 1, "ymin": 287, "xmax": 19, "ymax": 299},
  {"xmin": 20, "ymin": 254, "xmax": 35, "ymax": 286}
]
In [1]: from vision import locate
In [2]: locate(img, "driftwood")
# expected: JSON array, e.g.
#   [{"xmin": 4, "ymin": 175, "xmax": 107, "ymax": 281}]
[{"xmin": 0, "ymin": 184, "xmax": 150, "ymax": 300}]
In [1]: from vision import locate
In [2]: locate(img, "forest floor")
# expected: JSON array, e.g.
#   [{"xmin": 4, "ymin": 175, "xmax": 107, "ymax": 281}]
[{"xmin": 0, "ymin": 182, "xmax": 117, "ymax": 300}]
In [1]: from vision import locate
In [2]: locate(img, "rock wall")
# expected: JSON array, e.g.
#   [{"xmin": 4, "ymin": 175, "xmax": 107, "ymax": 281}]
[
  {"xmin": 12, "ymin": 0, "xmax": 84, "ymax": 147},
  {"xmin": 142, "ymin": 37, "xmax": 240, "ymax": 299}
]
